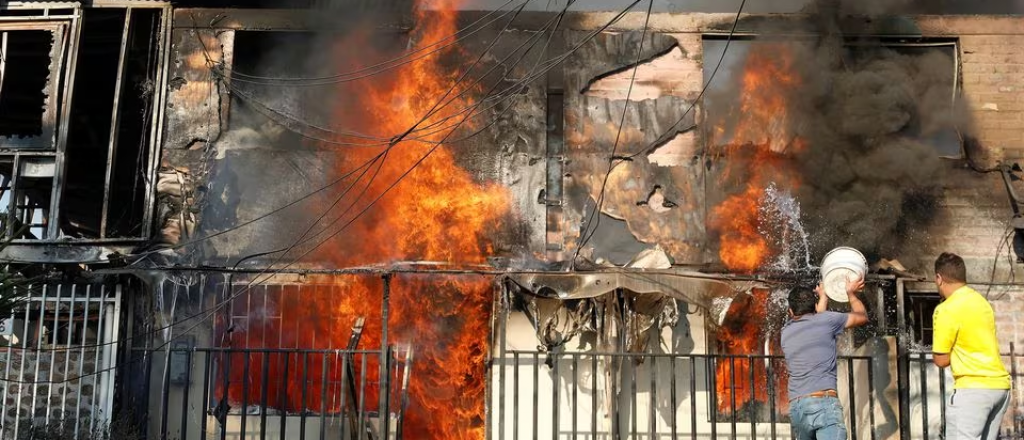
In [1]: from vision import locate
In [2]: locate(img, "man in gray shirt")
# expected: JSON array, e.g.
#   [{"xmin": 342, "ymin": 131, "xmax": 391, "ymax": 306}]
[{"xmin": 781, "ymin": 278, "xmax": 869, "ymax": 439}]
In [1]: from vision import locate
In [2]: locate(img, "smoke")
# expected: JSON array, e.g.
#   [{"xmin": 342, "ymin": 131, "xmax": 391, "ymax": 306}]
[
  {"xmin": 710, "ymin": 0, "xmax": 973, "ymax": 261},
  {"xmin": 789, "ymin": 2, "xmax": 961, "ymax": 259}
]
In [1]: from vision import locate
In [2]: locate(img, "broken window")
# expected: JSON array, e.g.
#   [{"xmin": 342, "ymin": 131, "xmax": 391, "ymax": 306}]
[
  {"xmin": 55, "ymin": 6, "xmax": 165, "ymax": 240},
  {"xmin": 0, "ymin": 5, "xmax": 168, "ymax": 243},
  {"xmin": 0, "ymin": 24, "xmax": 65, "ymax": 149},
  {"xmin": 904, "ymin": 290, "xmax": 940, "ymax": 346},
  {"xmin": 702, "ymin": 37, "xmax": 961, "ymax": 158}
]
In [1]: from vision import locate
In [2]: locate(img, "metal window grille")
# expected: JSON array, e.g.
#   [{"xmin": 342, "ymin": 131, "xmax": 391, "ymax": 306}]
[{"xmin": 0, "ymin": 283, "xmax": 121, "ymax": 438}]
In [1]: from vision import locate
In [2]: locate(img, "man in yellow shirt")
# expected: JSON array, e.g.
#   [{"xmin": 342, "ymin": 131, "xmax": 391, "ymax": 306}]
[{"xmin": 932, "ymin": 252, "xmax": 1011, "ymax": 440}]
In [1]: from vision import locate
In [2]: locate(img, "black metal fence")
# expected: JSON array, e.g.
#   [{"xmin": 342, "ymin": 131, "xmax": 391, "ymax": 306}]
[
  {"xmin": 132, "ymin": 346, "xmax": 1024, "ymax": 440},
  {"xmin": 902, "ymin": 346, "xmax": 1024, "ymax": 440},
  {"xmin": 136, "ymin": 347, "xmax": 411, "ymax": 440},
  {"xmin": 492, "ymin": 351, "xmax": 877, "ymax": 440}
]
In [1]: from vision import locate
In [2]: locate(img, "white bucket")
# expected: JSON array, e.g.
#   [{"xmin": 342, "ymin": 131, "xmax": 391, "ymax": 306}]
[{"xmin": 819, "ymin": 247, "xmax": 868, "ymax": 302}]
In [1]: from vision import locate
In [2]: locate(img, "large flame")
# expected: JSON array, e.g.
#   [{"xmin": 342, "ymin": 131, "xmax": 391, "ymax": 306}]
[
  {"xmin": 713, "ymin": 289, "xmax": 790, "ymax": 417},
  {"xmin": 709, "ymin": 43, "xmax": 802, "ymax": 274},
  {"xmin": 218, "ymin": 1, "xmax": 509, "ymax": 439},
  {"xmin": 708, "ymin": 43, "xmax": 802, "ymax": 418}
]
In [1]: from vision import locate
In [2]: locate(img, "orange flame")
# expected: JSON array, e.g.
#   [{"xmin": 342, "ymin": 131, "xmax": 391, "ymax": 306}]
[
  {"xmin": 219, "ymin": 1, "xmax": 509, "ymax": 439},
  {"xmin": 714, "ymin": 289, "xmax": 790, "ymax": 416},
  {"xmin": 710, "ymin": 43, "xmax": 802, "ymax": 274},
  {"xmin": 709, "ymin": 43, "xmax": 802, "ymax": 418}
]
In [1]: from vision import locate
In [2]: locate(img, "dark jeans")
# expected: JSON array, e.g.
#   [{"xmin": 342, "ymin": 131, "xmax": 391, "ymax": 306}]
[{"xmin": 789, "ymin": 395, "xmax": 847, "ymax": 440}]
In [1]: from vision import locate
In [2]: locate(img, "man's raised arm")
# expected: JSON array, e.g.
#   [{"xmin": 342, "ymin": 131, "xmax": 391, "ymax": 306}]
[{"xmin": 845, "ymin": 276, "xmax": 870, "ymax": 329}]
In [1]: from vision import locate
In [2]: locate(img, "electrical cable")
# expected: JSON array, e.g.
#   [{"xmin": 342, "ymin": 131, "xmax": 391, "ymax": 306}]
[
  {"xmin": 219, "ymin": 0, "xmax": 522, "ymax": 86},
  {"xmin": 570, "ymin": 0, "xmax": 746, "ymax": 265},
  {"xmin": 0, "ymin": 0, "xmax": 641, "ymax": 384},
  {"xmin": 0, "ymin": 0, "xmax": 545, "ymax": 383},
  {"xmin": 572, "ymin": 0, "xmax": 653, "ymax": 269}
]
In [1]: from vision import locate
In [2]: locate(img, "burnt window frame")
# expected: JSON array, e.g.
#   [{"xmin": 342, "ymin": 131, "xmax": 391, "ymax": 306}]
[
  {"xmin": 699, "ymin": 35, "xmax": 963, "ymax": 159},
  {"xmin": 0, "ymin": 3, "xmax": 171, "ymax": 244},
  {"xmin": 0, "ymin": 21, "xmax": 67, "ymax": 150}
]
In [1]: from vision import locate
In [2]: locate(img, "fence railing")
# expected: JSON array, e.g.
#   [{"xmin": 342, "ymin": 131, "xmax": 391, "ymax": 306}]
[
  {"xmin": 139, "ymin": 347, "xmax": 412, "ymax": 440},
  {"xmin": 492, "ymin": 351, "xmax": 877, "ymax": 440},
  {"xmin": 903, "ymin": 346, "xmax": 1024, "ymax": 440},
  {"xmin": 0, "ymin": 284, "xmax": 121, "ymax": 439}
]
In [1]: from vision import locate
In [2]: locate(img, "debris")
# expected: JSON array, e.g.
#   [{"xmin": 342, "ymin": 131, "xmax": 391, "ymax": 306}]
[{"xmin": 625, "ymin": 246, "xmax": 673, "ymax": 269}]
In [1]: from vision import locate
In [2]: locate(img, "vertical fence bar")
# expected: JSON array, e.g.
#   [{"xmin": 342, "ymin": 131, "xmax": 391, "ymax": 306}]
[
  {"xmin": 201, "ymin": 351, "xmax": 212, "ymax": 439},
  {"xmin": 749, "ymin": 356, "xmax": 756, "ymax": 437},
  {"xmin": 30, "ymin": 285, "xmax": 47, "ymax": 427},
  {"xmin": 631, "ymin": 359, "xmax": 637, "ymax": 438},
  {"xmin": 59, "ymin": 285, "xmax": 76, "ymax": 426},
  {"xmin": 939, "ymin": 358, "xmax": 947, "ymax": 439},
  {"xmin": 161, "ymin": 336, "xmax": 173, "ymax": 439},
  {"xmin": 572, "ymin": 353, "xmax": 578, "ymax": 440},
  {"xmin": 300, "ymin": 352, "xmax": 309, "ymax": 440},
  {"xmin": 689, "ymin": 357, "xmax": 696, "ymax": 440},
  {"xmin": 359, "ymin": 354, "xmax": 369, "ymax": 440},
  {"xmin": 867, "ymin": 358, "xmax": 876, "ymax": 440},
  {"xmin": 611, "ymin": 355, "xmax": 618, "ymax": 440},
  {"xmin": 241, "ymin": 352, "xmax": 251, "ymax": 439},
  {"xmin": 91, "ymin": 286, "xmax": 106, "ymax": 433},
  {"xmin": 767, "ymin": 358, "xmax": 777, "ymax": 440},
  {"xmin": 730, "ymin": 356, "xmax": 737, "ymax": 440},
  {"xmin": 591, "ymin": 354, "xmax": 597, "ymax": 439},
  {"xmin": 13, "ymin": 286, "xmax": 31, "ymax": 437},
  {"xmin": 650, "ymin": 357, "xmax": 657, "ymax": 439},
  {"xmin": 380, "ymin": 275, "xmax": 391, "ymax": 440},
  {"xmin": 920, "ymin": 353, "xmax": 929, "ymax": 440},
  {"xmin": 709, "ymin": 356, "xmax": 717, "ymax": 440},
  {"xmin": 281, "ymin": 353, "xmax": 290, "ymax": 439},
  {"xmin": 671, "ymin": 357, "xmax": 678, "ymax": 440},
  {"xmin": 532, "ymin": 352, "xmax": 539, "ymax": 440},
  {"xmin": 75, "ymin": 285, "xmax": 91, "ymax": 439},
  {"xmin": 44, "ymin": 286, "xmax": 60, "ymax": 426},
  {"xmin": 339, "ymin": 352, "xmax": 349, "ymax": 439},
  {"xmin": 320, "ymin": 353, "xmax": 328, "ymax": 440},
  {"xmin": 552, "ymin": 354, "xmax": 559, "ymax": 440},
  {"xmin": 180, "ymin": 348, "xmax": 193, "ymax": 440},
  {"xmin": 0, "ymin": 305, "xmax": 14, "ymax": 439},
  {"xmin": 1010, "ymin": 343, "xmax": 1018, "ymax": 440},
  {"xmin": 499, "ymin": 290, "xmax": 507, "ymax": 440},
  {"xmin": 848, "ymin": 359, "xmax": 857, "ymax": 440},
  {"xmin": 514, "ymin": 352, "xmax": 520, "ymax": 440},
  {"xmin": 260, "ymin": 351, "xmax": 270, "ymax": 440},
  {"xmin": 220, "ymin": 350, "xmax": 231, "ymax": 440}
]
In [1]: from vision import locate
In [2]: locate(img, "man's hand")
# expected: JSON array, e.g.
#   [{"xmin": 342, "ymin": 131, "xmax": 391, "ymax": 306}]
[
  {"xmin": 814, "ymin": 283, "xmax": 828, "ymax": 313},
  {"xmin": 846, "ymin": 276, "xmax": 866, "ymax": 298}
]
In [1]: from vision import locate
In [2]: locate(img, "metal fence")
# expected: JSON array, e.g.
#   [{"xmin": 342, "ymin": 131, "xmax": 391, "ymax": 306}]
[
  {"xmin": 0, "ymin": 284, "xmax": 122, "ymax": 439},
  {"xmin": 139, "ymin": 346, "xmax": 412, "ymax": 440},
  {"xmin": 492, "ymin": 351, "xmax": 877, "ymax": 440},
  {"xmin": 903, "ymin": 346, "xmax": 1024, "ymax": 440}
]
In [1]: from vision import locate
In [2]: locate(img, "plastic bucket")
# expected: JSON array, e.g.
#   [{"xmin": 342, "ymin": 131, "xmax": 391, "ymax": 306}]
[{"xmin": 819, "ymin": 247, "xmax": 868, "ymax": 302}]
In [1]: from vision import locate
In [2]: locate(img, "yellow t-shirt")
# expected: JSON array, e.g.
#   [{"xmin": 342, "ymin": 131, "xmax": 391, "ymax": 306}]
[{"xmin": 932, "ymin": 285, "xmax": 1011, "ymax": 389}]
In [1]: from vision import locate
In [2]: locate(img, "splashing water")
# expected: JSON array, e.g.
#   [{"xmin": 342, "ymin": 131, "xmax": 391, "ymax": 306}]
[{"xmin": 759, "ymin": 183, "xmax": 814, "ymax": 274}]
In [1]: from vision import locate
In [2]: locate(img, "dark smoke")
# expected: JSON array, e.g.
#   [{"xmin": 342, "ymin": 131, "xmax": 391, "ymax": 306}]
[
  {"xmin": 714, "ymin": 0, "xmax": 976, "ymax": 261},
  {"xmin": 794, "ymin": 0, "xmax": 966, "ymax": 259}
]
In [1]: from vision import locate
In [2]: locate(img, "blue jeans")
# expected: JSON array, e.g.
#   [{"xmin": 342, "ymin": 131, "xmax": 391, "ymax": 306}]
[{"xmin": 789, "ymin": 396, "xmax": 848, "ymax": 440}]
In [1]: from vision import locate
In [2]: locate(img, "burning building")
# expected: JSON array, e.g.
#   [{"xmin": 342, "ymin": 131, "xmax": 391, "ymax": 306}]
[{"xmin": 0, "ymin": 0, "xmax": 1021, "ymax": 439}]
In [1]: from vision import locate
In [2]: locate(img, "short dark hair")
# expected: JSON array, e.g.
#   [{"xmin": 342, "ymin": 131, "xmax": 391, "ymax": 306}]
[
  {"xmin": 934, "ymin": 252, "xmax": 967, "ymax": 284},
  {"xmin": 788, "ymin": 286, "xmax": 817, "ymax": 316}
]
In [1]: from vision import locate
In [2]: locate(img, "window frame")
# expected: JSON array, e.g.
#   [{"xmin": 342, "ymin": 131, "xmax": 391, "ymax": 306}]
[
  {"xmin": 0, "ymin": 21, "xmax": 68, "ymax": 151},
  {"xmin": 0, "ymin": 3, "xmax": 172, "ymax": 246}
]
